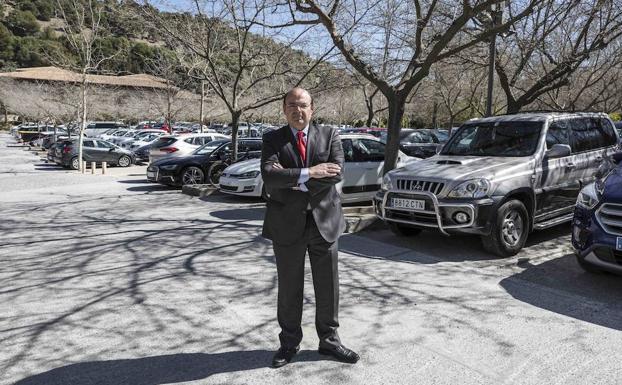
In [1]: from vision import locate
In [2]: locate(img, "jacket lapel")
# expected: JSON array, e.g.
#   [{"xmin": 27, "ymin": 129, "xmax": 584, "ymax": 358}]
[
  {"xmin": 307, "ymin": 123, "xmax": 318, "ymax": 167},
  {"xmin": 281, "ymin": 125, "xmax": 302, "ymax": 168}
]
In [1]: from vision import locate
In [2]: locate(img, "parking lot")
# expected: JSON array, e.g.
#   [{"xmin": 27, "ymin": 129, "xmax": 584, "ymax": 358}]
[{"xmin": 2, "ymin": 132, "xmax": 622, "ymax": 385}]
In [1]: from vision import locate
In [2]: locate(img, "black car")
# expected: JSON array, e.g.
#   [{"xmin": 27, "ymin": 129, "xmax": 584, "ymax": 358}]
[
  {"xmin": 398, "ymin": 128, "xmax": 446, "ymax": 158},
  {"xmin": 147, "ymin": 139, "xmax": 262, "ymax": 186}
]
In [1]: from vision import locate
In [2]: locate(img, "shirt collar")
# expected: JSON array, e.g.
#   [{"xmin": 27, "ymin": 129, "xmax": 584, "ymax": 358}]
[{"xmin": 290, "ymin": 125, "xmax": 309, "ymax": 139}]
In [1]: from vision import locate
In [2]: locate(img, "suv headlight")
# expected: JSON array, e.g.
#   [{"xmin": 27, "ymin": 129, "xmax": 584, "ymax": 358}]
[
  {"xmin": 159, "ymin": 164, "xmax": 178, "ymax": 170},
  {"xmin": 577, "ymin": 183, "xmax": 600, "ymax": 209},
  {"xmin": 448, "ymin": 178, "xmax": 492, "ymax": 199},
  {"xmin": 237, "ymin": 171, "xmax": 260, "ymax": 179},
  {"xmin": 381, "ymin": 174, "xmax": 393, "ymax": 191}
]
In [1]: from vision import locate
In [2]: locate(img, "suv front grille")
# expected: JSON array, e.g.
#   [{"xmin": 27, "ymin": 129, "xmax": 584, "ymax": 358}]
[
  {"xmin": 396, "ymin": 179, "xmax": 444, "ymax": 195},
  {"xmin": 596, "ymin": 203, "xmax": 622, "ymax": 236}
]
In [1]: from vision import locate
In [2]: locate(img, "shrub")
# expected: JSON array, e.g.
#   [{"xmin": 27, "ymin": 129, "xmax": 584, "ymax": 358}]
[{"xmin": 6, "ymin": 10, "xmax": 40, "ymax": 37}]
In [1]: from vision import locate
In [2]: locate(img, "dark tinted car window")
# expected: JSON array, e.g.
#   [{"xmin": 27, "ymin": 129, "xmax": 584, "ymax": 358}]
[
  {"xmin": 152, "ymin": 138, "xmax": 177, "ymax": 148},
  {"xmin": 242, "ymin": 140, "xmax": 263, "ymax": 152},
  {"xmin": 599, "ymin": 118, "xmax": 618, "ymax": 147},
  {"xmin": 341, "ymin": 139, "xmax": 355, "ymax": 162},
  {"xmin": 83, "ymin": 140, "xmax": 95, "ymax": 148},
  {"xmin": 97, "ymin": 140, "xmax": 114, "ymax": 149},
  {"xmin": 353, "ymin": 139, "xmax": 385, "ymax": 162},
  {"xmin": 570, "ymin": 118, "xmax": 607, "ymax": 152},
  {"xmin": 546, "ymin": 120, "xmax": 571, "ymax": 150}
]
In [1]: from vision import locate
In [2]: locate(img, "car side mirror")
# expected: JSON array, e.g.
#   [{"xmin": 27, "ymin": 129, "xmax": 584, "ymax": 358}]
[
  {"xmin": 545, "ymin": 144, "xmax": 571, "ymax": 158},
  {"xmin": 435, "ymin": 144, "xmax": 444, "ymax": 154},
  {"xmin": 108, "ymin": 148, "xmax": 115, "ymax": 152}
]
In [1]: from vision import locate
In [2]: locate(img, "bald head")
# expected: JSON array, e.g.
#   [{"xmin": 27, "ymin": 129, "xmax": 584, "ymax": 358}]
[{"xmin": 283, "ymin": 87, "xmax": 314, "ymax": 130}]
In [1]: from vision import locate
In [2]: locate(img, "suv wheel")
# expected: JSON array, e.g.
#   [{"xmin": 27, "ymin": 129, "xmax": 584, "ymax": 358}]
[
  {"xmin": 389, "ymin": 223, "xmax": 422, "ymax": 237},
  {"xmin": 482, "ymin": 200, "xmax": 529, "ymax": 257}
]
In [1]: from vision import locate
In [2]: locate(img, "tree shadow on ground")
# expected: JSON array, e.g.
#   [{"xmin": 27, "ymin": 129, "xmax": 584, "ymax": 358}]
[
  {"xmin": 500, "ymin": 253, "xmax": 622, "ymax": 330},
  {"xmin": 117, "ymin": 179, "xmax": 155, "ymax": 184},
  {"xmin": 348, "ymin": 221, "xmax": 572, "ymax": 264},
  {"xmin": 125, "ymin": 185, "xmax": 179, "ymax": 192}
]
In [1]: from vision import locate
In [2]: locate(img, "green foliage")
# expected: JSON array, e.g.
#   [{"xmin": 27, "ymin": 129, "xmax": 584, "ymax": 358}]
[
  {"xmin": 610, "ymin": 113, "xmax": 621, "ymax": 122},
  {"xmin": 18, "ymin": 1, "xmax": 38, "ymax": 14},
  {"xmin": 0, "ymin": 23, "xmax": 15, "ymax": 67},
  {"xmin": 39, "ymin": 26, "xmax": 55, "ymax": 40},
  {"xmin": 6, "ymin": 10, "xmax": 40, "ymax": 37},
  {"xmin": 34, "ymin": 0, "xmax": 55, "ymax": 21},
  {"xmin": 13, "ymin": 36, "xmax": 45, "ymax": 67}
]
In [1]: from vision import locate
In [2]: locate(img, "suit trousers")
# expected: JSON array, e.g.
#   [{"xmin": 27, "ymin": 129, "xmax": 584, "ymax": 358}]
[{"xmin": 273, "ymin": 212, "xmax": 341, "ymax": 350}]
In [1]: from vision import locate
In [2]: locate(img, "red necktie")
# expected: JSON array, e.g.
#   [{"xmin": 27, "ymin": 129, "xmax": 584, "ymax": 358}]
[{"xmin": 296, "ymin": 130, "xmax": 306, "ymax": 164}]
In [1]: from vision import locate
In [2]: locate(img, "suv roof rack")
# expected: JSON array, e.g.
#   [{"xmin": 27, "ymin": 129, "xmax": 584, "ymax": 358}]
[{"xmin": 496, "ymin": 109, "xmax": 606, "ymax": 116}]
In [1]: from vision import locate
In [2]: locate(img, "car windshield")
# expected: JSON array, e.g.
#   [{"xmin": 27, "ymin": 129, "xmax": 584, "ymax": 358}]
[
  {"xmin": 194, "ymin": 140, "xmax": 229, "ymax": 155},
  {"xmin": 441, "ymin": 121, "xmax": 543, "ymax": 157},
  {"xmin": 402, "ymin": 130, "xmax": 438, "ymax": 144}
]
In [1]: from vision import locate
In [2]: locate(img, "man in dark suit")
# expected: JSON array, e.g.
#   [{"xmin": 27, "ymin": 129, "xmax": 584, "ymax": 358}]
[{"xmin": 261, "ymin": 87, "xmax": 360, "ymax": 368}]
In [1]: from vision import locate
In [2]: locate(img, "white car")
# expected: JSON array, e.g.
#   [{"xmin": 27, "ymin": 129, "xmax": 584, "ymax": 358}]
[
  {"xmin": 128, "ymin": 132, "xmax": 166, "ymax": 151},
  {"xmin": 118, "ymin": 129, "xmax": 166, "ymax": 148},
  {"xmin": 148, "ymin": 133, "xmax": 230, "ymax": 163},
  {"xmin": 219, "ymin": 133, "xmax": 419, "ymax": 203}
]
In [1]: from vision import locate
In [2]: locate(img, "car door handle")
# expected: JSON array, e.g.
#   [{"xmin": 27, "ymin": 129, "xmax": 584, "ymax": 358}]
[
  {"xmin": 565, "ymin": 162, "xmax": 576, "ymax": 169},
  {"xmin": 595, "ymin": 156, "xmax": 603, "ymax": 162}
]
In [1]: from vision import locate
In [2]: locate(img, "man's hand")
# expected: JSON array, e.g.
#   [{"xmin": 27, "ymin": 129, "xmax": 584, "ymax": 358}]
[
  {"xmin": 272, "ymin": 163, "xmax": 284, "ymax": 170},
  {"xmin": 309, "ymin": 163, "xmax": 341, "ymax": 179}
]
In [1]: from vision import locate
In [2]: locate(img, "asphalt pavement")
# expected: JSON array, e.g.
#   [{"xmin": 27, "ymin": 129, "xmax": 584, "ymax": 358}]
[{"xmin": 2, "ymin": 133, "xmax": 622, "ymax": 385}]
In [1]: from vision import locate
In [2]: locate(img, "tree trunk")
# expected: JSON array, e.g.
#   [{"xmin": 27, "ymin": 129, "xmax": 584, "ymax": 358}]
[
  {"xmin": 432, "ymin": 100, "xmax": 438, "ymax": 128},
  {"xmin": 230, "ymin": 110, "xmax": 241, "ymax": 162},
  {"xmin": 383, "ymin": 95, "xmax": 406, "ymax": 175},
  {"xmin": 199, "ymin": 81, "xmax": 205, "ymax": 133},
  {"xmin": 365, "ymin": 98, "xmax": 374, "ymax": 127},
  {"xmin": 78, "ymin": 74, "xmax": 87, "ymax": 172},
  {"xmin": 505, "ymin": 100, "xmax": 521, "ymax": 114}
]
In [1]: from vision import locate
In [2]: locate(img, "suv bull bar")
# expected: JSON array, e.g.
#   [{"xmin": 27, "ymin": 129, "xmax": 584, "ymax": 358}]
[{"xmin": 377, "ymin": 189, "xmax": 479, "ymax": 236}]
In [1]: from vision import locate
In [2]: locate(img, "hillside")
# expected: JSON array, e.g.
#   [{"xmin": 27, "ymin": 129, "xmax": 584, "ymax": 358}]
[{"xmin": 0, "ymin": 0, "xmax": 177, "ymax": 75}]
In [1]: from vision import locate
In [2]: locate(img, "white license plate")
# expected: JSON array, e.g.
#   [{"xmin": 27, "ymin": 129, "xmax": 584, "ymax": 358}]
[
  {"xmin": 617, "ymin": 237, "xmax": 622, "ymax": 251},
  {"xmin": 147, "ymin": 171, "xmax": 155, "ymax": 178},
  {"xmin": 392, "ymin": 198, "xmax": 425, "ymax": 211}
]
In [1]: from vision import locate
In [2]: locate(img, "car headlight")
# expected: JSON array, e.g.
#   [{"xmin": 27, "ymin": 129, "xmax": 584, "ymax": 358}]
[
  {"xmin": 159, "ymin": 164, "xmax": 178, "ymax": 170},
  {"xmin": 381, "ymin": 173, "xmax": 393, "ymax": 191},
  {"xmin": 237, "ymin": 170, "xmax": 260, "ymax": 179},
  {"xmin": 448, "ymin": 178, "xmax": 492, "ymax": 199},
  {"xmin": 576, "ymin": 183, "xmax": 600, "ymax": 209}
]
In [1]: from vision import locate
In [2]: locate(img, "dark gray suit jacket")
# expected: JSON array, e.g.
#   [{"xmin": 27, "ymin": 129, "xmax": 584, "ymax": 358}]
[{"xmin": 261, "ymin": 124, "xmax": 346, "ymax": 245}]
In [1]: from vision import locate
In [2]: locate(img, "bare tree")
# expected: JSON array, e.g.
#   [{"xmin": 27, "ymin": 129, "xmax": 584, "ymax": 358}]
[
  {"xmin": 540, "ymin": 42, "xmax": 622, "ymax": 113},
  {"xmin": 495, "ymin": 0, "xmax": 622, "ymax": 114},
  {"xmin": 435, "ymin": 60, "xmax": 487, "ymax": 129},
  {"xmin": 140, "ymin": 0, "xmax": 338, "ymax": 160},
  {"xmin": 50, "ymin": 0, "xmax": 116, "ymax": 171},
  {"xmin": 274, "ymin": 0, "xmax": 545, "ymax": 173}
]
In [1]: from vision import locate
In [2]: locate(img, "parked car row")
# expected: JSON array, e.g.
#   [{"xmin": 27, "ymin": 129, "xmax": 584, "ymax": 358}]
[{"xmin": 146, "ymin": 132, "xmax": 419, "ymax": 205}]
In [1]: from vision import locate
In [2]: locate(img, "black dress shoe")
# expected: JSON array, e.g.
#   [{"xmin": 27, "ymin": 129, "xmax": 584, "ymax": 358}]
[
  {"xmin": 318, "ymin": 344, "xmax": 360, "ymax": 364},
  {"xmin": 271, "ymin": 346, "xmax": 300, "ymax": 368}
]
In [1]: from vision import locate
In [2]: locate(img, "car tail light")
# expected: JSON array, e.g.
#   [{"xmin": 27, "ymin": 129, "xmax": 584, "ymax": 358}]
[
  {"xmin": 62, "ymin": 146, "xmax": 72, "ymax": 153},
  {"xmin": 160, "ymin": 147, "xmax": 178, "ymax": 153}
]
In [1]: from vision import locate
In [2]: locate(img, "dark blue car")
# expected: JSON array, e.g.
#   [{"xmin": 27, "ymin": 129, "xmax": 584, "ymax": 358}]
[{"xmin": 573, "ymin": 152, "xmax": 622, "ymax": 273}]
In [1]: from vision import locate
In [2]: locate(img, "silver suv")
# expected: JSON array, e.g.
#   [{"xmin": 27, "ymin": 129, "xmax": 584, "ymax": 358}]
[{"xmin": 375, "ymin": 112, "xmax": 620, "ymax": 257}]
